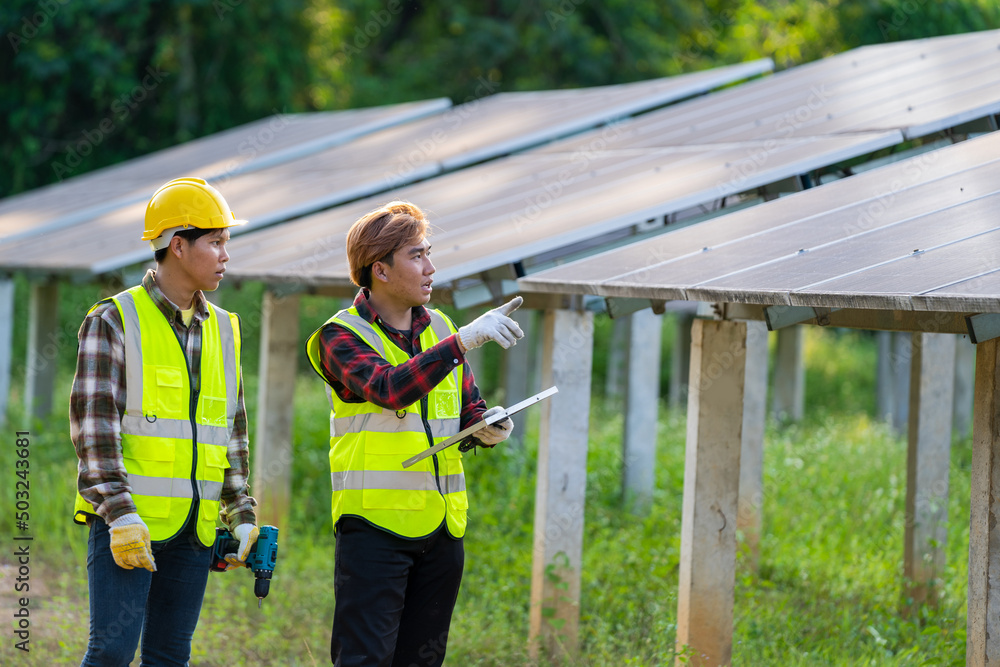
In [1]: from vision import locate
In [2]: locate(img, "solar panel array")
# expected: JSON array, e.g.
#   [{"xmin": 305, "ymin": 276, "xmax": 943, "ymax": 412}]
[
  {"xmin": 223, "ymin": 132, "xmax": 900, "ymax": 288},
  {"xmin": 0, "ymin": 59, "xmax": 772, "ymax": 278},
  {"xmin": 222, "ymin": 31, "xmax": 1000, "ymax": 296}
]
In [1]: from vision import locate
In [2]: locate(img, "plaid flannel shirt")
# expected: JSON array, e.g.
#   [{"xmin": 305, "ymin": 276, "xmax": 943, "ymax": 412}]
[
  {"xmin": 70, "ymin": 269, "xmax": 257, "ymax": 528},
  {"xmin": 315, "ymin": 289, "xmax": 487, "ymax": 428}
]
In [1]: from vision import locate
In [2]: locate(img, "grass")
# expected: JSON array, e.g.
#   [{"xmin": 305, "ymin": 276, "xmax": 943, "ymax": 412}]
[{"xmin": 0, "ymin": 324, "xmax": 975, "ymax": 665}]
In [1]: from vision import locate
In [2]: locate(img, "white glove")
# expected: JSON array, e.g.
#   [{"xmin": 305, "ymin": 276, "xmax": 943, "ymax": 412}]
[
  {"xmin": 109, "ymin": 513, "xmax": 157, "ymax": 572},
  {"xmin": 458, "ymin": 297, "xmax": 524, "ymax": 351},
  {"xmin": 224, "ymin": 523, "xmax": 259, "ymax": 570},
  {"xmin": 475, "ymin": 406, "xmax": 514, "ymax": 447}
]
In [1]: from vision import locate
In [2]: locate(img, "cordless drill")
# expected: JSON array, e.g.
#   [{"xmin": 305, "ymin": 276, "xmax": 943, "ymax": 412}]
[{"xmin": 210, "ymin": 525, "xmax": 278, "ymax": 607}]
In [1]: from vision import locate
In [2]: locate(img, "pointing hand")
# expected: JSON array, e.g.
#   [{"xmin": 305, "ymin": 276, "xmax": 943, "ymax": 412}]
[{"xmin": 458, "ymin": 297, "xmax": 524, "ymax": 351}]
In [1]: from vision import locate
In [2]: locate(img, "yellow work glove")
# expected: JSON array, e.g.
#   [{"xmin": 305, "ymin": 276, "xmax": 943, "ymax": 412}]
[
  {"xmin": 474, "ymin": 406, "xmax": 515, "ymax": 447},
  {"xmin": 224, "ymin": 523, "xmax": 260, "ymax": 570},
  {"xmin": 458, "ymin": 297, "xmax": 524, "ymax": 351},
  {"xmin": 109, "ymin": 513, "xmax": 156, "ymax": 572}
]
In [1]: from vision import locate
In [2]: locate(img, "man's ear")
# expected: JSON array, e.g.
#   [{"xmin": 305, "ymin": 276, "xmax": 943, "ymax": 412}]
[
  {"xmin": 371, "ymin": 260, "xmax": 389, "ymax": 284},
  {"xmin": 168, "ymin": 234, "xmax": 186, "ymax": 260}
]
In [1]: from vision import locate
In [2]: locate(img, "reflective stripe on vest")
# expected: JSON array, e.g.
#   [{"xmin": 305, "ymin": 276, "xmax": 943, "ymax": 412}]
[
  {"xmin": 332, "ymin": 409, "xmax": 459, "ymax": 439},
  {"xmin": 72, "ymin": 286, "xmax": 239, "ymax": 548},
  {"xmin": 126, "ymin": 474, "xmax": 225, "ymax": 501},
  {"xmin": 305, "ymin": 306, "xmax": 468, "ymax": 539},
  {"xmin": 330, "ymin": 470, "xmax": 467, "ymax": 493}
]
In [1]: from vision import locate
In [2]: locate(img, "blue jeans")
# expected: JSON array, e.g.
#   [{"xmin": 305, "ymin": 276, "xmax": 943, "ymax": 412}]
[{"xmin": 80, "ymin": 520, "xmax": 212, "ymax": 667}]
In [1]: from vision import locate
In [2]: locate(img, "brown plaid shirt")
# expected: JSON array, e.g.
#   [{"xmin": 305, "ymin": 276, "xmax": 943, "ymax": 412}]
[{"xmin": 70, "ymin": 269, "xmax": 257, "ymax": 528}]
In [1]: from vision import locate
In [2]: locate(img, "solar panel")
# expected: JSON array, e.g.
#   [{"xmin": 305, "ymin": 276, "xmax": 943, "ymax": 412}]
[
  {"xmin": 537, "ymin": 30, "xmax": 1000, "ymax": 150},
  {"xmin": 518, "ymin": 129, "xmax": 1000, "ymax": 316},
  {"xmin": 0, "ymin": 99, "xmax": 450, "ymax": 244}
]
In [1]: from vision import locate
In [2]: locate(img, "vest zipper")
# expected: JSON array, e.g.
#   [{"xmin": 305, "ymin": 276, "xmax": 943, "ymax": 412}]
[
  {"xmin": 421, "ymin": 395, "xmax": 443, "ymax": 494},
  {"xmin": 171, "ymin": 324, "xmax": 201, "ymax": 537}
]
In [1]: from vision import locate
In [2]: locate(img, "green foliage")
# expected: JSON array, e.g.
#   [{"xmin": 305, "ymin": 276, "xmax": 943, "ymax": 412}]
[
  {"xmin": 709, "ymin": 0, "xmax": 1000, "ymax": 70},
  {"xmin": 839, "ymin": 0, "xmax": 1000, "ymax": 47},
  {"xmin": 735, "ymin": 411, "xmax": 971, "ymax": 665},
  {"xmin": 802, "ymin": 327, "xmax": 880, "ymax": 418},
  {"xmin": 1, "ymin": 0, "xmax": 316, "ymax": 198},
  {"xmin": 0, "ymin": 326, "xmax": 977, "ymax": 665},
  {"xmin": 320, "ymin": 0, "xmax": 705, "ymax": 108}
]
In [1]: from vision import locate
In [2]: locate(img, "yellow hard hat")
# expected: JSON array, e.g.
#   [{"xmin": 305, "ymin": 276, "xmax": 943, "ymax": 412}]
[{"xmin": 143, "ymin": 177, "xmax": 247, "ymax": 249}]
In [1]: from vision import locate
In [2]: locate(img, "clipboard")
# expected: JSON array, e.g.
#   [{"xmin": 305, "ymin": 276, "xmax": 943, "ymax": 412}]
[{"xmin": 401, "ymin": 386, "xmax": 559, "ymax": 468}]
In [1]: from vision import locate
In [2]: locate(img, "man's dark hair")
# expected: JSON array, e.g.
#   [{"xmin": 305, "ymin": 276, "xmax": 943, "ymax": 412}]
[{"xmin": 153, "ymin": 227, "xmax": 216, "ymax": 263}]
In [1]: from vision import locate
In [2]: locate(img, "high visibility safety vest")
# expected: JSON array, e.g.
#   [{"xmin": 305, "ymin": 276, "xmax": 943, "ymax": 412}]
[
  {"xmin": 305, "ymin": 307, "xmax": 468, "ymax": 539},
  {"xmin": 73, "ymin": 285, "xmax": 241, "ymax": 548}
]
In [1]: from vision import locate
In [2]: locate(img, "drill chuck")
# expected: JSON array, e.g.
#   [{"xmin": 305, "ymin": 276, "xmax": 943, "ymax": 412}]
[{"xmin": 254, "ymin": 573, "xmax": 272, "ymax": 600}]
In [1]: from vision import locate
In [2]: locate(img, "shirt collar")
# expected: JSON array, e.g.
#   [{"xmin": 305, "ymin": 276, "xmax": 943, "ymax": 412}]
[
  {"xmin": 354, "ymin": 288, "xmax": 430, "ymax": 335},
  {"xmin": 142, "ymin": 269, "xmax": 210, "ymax": 326}
]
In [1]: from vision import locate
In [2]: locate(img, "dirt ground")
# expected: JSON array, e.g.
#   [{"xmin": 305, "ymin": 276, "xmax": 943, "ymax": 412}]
[{"xmin": 0, "ymin": 559, "xmax": 92, "ymax": 665}]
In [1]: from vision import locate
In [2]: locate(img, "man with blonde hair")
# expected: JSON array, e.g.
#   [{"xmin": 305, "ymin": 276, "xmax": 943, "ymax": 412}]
[{"xmin": 306, "ymin": 201, "xmax": 524, "ymax": 667}]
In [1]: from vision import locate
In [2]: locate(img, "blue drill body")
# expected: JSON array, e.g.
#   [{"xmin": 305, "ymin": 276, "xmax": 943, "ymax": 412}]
[{"xmin": 210, "ymin": 525, "xmax": 278, "ymax": 603}]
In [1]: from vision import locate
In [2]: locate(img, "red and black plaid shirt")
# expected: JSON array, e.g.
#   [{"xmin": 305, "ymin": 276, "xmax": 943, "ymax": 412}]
[{"xmin": 315, "ymin": 289, "xmax": 486, "ymax": 428}]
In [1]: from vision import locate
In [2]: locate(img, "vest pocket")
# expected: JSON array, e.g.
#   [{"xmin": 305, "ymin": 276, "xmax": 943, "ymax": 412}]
[
  {"xmin": 441, "ymin": 446, "xmax": 463, "ymax": 460},
  {"xmin": 200, "ymin": 499, "xmax": 222, "ymax": 521},
  {"xmin": 364, "ymin": 488, "xmax": 427, "ymax": 511},
  {"xmin": 198, "ymin": 396, "xmax": 230, "ymax": 428},
  {"xmin": 201, "ymin": 443, "xmax": 230, "ymax": 476},
  {"xmin": 123, "ymin": 442, "xmax": 176, "ymax": 477},
  {"xmin": 199, "ymin": 445, "xmax": 228, "ymax": 520},
  {"xmin": 135, "ymin": 496, "xmax": 172, "ymax": 519},
  {"xmin": 124, "ymin": 443, "xmax": 177, "ymax": 519},
  {"xmin": 445, "ymin": 490, "xmax": 469, "ymax": 512},
  {"xmin": 434, "ymin": 392, "xmax": 460, "ymax": 419},
  {"xmin": 153, "ymin": 366, "xmax": 185, "ymax": 416},
  {"xmin": 199, "ymin": 443, "xmax": 229, "ymax": 506}
]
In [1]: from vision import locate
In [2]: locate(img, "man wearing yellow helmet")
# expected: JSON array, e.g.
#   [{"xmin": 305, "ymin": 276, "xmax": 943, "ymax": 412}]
[{"xmin": 71, "ymin": 177, "xmax": 259, "ymax": 666}]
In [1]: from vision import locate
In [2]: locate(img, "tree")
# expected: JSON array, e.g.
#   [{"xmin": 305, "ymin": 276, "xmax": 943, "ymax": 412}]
[
  {"xmin": 1, "ymin": 0, "xmax": 316, "ymax": 198},
  {"xmin": 709, "ymin": 0, "xmax": 1000, "ymax": 70},
  {"xmin": 317, "ymin": 0, "xmax": 720, "ymax": 107}
]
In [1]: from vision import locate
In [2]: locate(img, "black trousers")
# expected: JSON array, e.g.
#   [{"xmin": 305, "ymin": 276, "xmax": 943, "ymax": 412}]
[{"xmin": 331, "ymin": 517, "xmax": 464, "ymax": 667}]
